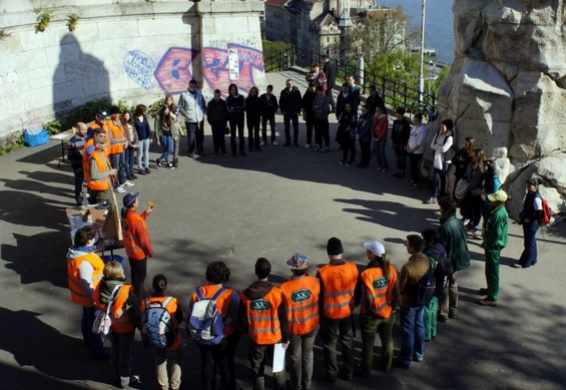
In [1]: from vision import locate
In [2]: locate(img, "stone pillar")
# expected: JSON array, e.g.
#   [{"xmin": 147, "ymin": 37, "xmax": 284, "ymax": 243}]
[{"xmin": 195, "ymin": 0, "xmax": 266, "ymax": 96}]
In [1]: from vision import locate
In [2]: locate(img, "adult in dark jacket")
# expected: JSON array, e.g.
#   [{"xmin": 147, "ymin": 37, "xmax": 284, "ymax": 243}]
[
  {"xmin": 335, "ymin": 83, "xmax": 354, "ymax": 120},
  {"xmin": 516, "ymin": 177, "xmax": 544, "ymax": 268},
  {"xmin": 206, "ymin": 89, "xmax": 228, "ymax": 156},
  {"xmin": 226, "ymin": 84, "xmax": 246, "ymax": 157},
  {"xmin": 336, "ymin": 103, "xmax": 357, "ymax": 165},
  {"xmin": 259, "ymin": 85, "xmax": 279, "ymax": 146},
  {"xmin": 322, "ymin": 54, "xmax": 336, "ymax": 111},
  {"xmin": 279, "ymin": 79, "xmax": 303, "ymax": 146},
  {"xmin": 356, "ymin": 105, "xmax": 372, "ymax": 168},
  {"xmin": 312, "ymin": 86, "xmax": 332, "ymax": 151},
  {"xmin": 366, "ymin": 85, "xmax": 386, "ymax": 116},
  {"xmin": 391, "ymin": 107, "xmax": 411, "ymax": 178},
  {"xmin": 302, "ymin": 82, "xmax": 317, "ymax": 148},
  {"xmin": 437, "ymin": 197, "xmax": 470, "ymax": 322},
  {"xmin": 245, "ymin": 87, "xmax": 261, "ymax": 152}
]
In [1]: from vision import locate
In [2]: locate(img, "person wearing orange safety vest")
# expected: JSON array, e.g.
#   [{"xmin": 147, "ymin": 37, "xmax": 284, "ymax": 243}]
[
  {"xmin": 105, "ymin": 105, "xmax": 133, "ymax": 194},
  {"xmin": 240, "ymin": 258, "xmax": 288, "ymax": 390},
  {"xmin": 189, "ymin": 261, "xmax": 240, "ymax": 390},
  {"xmin": 94, "ymin": 260, "xmax": 141, "ymax": 388},
  {"xmin": 359, "ymin": 240, "xmax": 399, "ymax": 376},
  {"xmin": 316, "ymin": 237, "xmax": 359, "ymax": 384},
  {"xmin": 120, "ymin": 191, "xmax": 154, "ymax": 299},
  {"xmin": 143, "ymin": 274, "xmax": 183, "ymax": 390},
  {"xmin": 281, "ymin": 252, "xmax": 320, "ymax": 390},
  {"xmin": 87, "ymin": 132, "xmax": 116, "ymax": 204},
  {"xmin": 66, "ymin": 225, "xmax": 109, "ymax": 360}
]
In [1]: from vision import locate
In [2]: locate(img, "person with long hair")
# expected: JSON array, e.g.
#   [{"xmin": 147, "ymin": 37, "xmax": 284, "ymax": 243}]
[
  {"xmin": 516, "ymin": 177, "xmax": 544, "ymax": 268},
  {"xmin": 452, "ymin": 137, "xmax": 475, "ymax": 185},
  {"xmin": 428, "ymin": 119, "xmax": 454, "ymax": 204},
  {"xmin": 120, "ymin": 112, "xmax": 138, "ymax": 180},
  {"xmin": 359, "ymin": 241, "xmax": 399, "ymax": 375},
  {"xmin": 133, "ymin": 104, "xmax": 152, "ymax": 175},
  {"xmin": 336, "ymin": 102, "xmax": 357, "ymax": 165},
  {"xmin": 245, "ymin": 86, "xmax": 262, "ymax": 152},
  {"xmin": 371, "ymin": 105, "xmax": 389, "ymax": 172},
  {"xmin": 155, "ymin": 94, "xmax": 179, "ymax": 169},
  {"xmin": 226, "ymin": 83, "xmax": 246, "ymax": 157},
  {"xmin": 460, "ymin": 148, "xmax": 486, "ymax": 231}
]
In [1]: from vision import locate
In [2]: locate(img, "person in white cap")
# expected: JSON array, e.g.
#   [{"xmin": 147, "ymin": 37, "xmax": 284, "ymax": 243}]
[
  {"xmin": 477, "ymin": 189, "xmax": 508, "ymax": 306},
  {"xmin": 359, "ymin": 241, "xmax": 399, "ymax": 376}
]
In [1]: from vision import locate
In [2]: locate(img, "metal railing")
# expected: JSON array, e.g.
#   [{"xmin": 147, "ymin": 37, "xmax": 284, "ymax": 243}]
[{"xmin": 264, "ymin": 47, "xmax": 438, "ymax": 120}]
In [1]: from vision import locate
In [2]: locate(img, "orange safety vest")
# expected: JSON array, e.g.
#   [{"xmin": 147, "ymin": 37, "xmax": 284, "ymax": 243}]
[
  {"xmin": 94, "ymin": 283, "xmax": 136, "ymax": 334},
  {"xmin": 191, "ymin": 284, "xmax": 237, "ymax": 336},
  {"xmin": 105, "ymin": 119, "xmax": 126, "ymax": 155},
  {"xmin": 317, "ymin": 261, "xmax": 359, "ymax": 319},
  {"xmin": 67, "ymin": 252, "xmax": 105, "ymax": 306},
  {"xmin": 281, "ymin": 276, "xmax": 320, "ymax": 335},
  {"xmin": 360, "ymin": 265, "xmax": 398, "ymax": 318},
  {"xmin": 241, "ymin": 287, "xmax": 283, "ymax": 345},
  {"xmin": 121, "ymin": 209, "xmax": 152, "ymax": 260},
  {"xmin": 87, "ymin": 150, "xmax": 112, "ymax": 191},
  {"xmin": 142, "ymin": 296, "xmax": 182, "ymax": 350},
  {"xmin": 82, "ymin": 137, "xmax": 95, "ymax": 183}
]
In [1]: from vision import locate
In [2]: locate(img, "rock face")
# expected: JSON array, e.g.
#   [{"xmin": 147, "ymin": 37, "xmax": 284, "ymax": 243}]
[{"xmin": 439, "ymin": 0, "xmax": 566, "ymax": 218}]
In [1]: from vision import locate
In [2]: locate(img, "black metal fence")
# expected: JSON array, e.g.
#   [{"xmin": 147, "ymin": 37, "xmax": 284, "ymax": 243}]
[{"xmin": 263, "ymin": 47, "xmax": 438, "ymax": 121}]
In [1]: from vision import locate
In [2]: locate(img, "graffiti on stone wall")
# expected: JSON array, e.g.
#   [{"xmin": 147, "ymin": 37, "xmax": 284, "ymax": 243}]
[
  {"xmin": 123, "ymin": 50, "xmax": 156, "ymax": 89},
  {"xmin": 153, "ymin": 47, "xmax": 199, "ymax": 94}
]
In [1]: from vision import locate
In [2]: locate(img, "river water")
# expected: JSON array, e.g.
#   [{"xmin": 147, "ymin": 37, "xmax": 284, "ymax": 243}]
[{"xmin": 378, "ymin": 0, "xmax": 455, "ymax": 64}]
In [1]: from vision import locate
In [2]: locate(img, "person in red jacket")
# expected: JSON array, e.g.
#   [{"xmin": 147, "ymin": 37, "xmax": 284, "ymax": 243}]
[
  {"xmin": 120, "ymin": 192, "xmax": 154, "ymax": 298},
  {"xmin": 372, "ymin": 105, "xmax": 389, "ymax": 172}
]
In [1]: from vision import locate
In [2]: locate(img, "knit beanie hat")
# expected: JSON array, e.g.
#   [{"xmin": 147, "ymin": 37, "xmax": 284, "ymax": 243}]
[{"xmin": 327, "ymin": 237, "xmax": 343, "ymax": 255}]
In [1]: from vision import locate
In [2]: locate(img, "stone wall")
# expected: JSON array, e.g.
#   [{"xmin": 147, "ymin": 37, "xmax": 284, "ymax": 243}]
[
  {"xmin": 439, "ymin": 0, "xmax": 566, "ymax": 218},
  {"xmin": 0, "ymin": 0, "xmax": 266, "ymax": 141}
]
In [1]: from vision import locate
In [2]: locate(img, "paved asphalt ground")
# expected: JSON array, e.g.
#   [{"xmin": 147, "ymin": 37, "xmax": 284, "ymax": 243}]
[{"xmin": 1, "ymin": 71, "xmax": 565, "ymax": 390}]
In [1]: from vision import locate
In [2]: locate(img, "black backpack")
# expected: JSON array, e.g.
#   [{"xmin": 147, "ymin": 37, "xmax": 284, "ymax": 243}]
[{"xmin": 407, "ymin": 258, "xmax": 436, "ymax": 307}]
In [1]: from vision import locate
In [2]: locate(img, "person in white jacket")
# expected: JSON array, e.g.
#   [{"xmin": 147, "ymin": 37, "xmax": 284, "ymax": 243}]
[
  {"xmin": 427, "ymin": 119, "xmax": 454, "ymax": 204},
  {"xmin": 406, "ymin": 113, "xmax": 428, "ymax": 189}
]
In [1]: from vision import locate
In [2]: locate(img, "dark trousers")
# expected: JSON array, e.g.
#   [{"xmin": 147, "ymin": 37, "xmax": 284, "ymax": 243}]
[
  {"xmin": 359, "ymin": 140, "xmax": 371, "ymax": 167},
  {"xmin": 305, "ymin": 116, "xmax": 315, "ymax": 144},
  {"xmin": 247, "ymin": 117, "xmax": 261, "ymax": 150},
  {"xmin": 409, "ymin": 153, "xmax": 423, "ymax": 183},
  {"xmin": 393, "ymin": 143, "xmax": 407, "ymax": 171},
  {"xmin": 128, "ymin": 257, "xmax": 147, "ymax": 299},
  {"xmin": 186, "ymin": 121, "xmax": 205, "ymax": 155},
  {"xmin": 433, "ymin": 162, "xmax": 449, "ymax": 198},
  {"xmin": 314, "ymin": 119, "xmax": 329, "ymax": 147},
  {"xmin": 261, "ymin": 113, "xmax": 276, "ymax": 142},
  {"xmin": 110, "ymin": 152, "xmax": 126, "ymax": 185},
  {"xmin": 319, "ymin": 315, "xmax": 354, "ymax": 381},
  {"xmin": 198, "ymin": 333, "xmax": 240, "ymax": 390},
  {"xmin": 211, "ymin": 122, "xmax": 227, "ymax": 154},
  {"xmin": 81, "ymin": 305, "xmax": 107, "ymax": 358},
  {"xmin": 519, "ymin": 221, "xmax": 539, "ymax": 268},
  {"xmin": 110, "ymin": 331, "xmax": 135, "ymax": 386},
  {"xmin": 325, "ymin": 88, "xmax": 336, "ymax": 110},
  {"xmin": 340, "ymin": 137, "xmax": 356, "ymax": 163},
  {"xmin": 249, "ymin": 341, "xmax": 285, "ymax": 390},
  {"xmin": 360, "ymin": 313, "xmax": 395, "ymax": 375},
  {"xmin": 283, "ymin": 113, "xmax": 299, "ymax": 144},
  {"xmin": 73, "ymin": 168, "xmax": 84, "ymax": 205},
  {"xmin": 229, "ymin": 118, "xmax": 245, "ymax": 155}
]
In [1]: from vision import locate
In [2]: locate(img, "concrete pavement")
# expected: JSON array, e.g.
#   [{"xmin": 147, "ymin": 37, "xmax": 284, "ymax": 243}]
[{"xmin": 0, "ymin": 70, "xmax": 565, "ymax": 389}]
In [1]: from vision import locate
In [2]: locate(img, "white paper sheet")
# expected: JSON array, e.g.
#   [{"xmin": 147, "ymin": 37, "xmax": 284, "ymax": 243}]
[{"xmin": 272, "ymin": 343, "xmax": 286, "ymax": 373}]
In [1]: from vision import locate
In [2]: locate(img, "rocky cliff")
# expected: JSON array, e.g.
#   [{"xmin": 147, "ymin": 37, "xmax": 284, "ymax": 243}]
[{"xmin": 439, "ymin": 0, "xmax": 566, "ymax": 218}]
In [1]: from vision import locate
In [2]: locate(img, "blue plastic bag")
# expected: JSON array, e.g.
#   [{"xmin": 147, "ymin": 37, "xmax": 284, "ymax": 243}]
[{"xmin": 24, "ymin": 128, "xmax": 49, "ymax": 147}]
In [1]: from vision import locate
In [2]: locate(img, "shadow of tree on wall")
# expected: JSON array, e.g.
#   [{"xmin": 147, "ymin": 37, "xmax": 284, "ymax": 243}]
[{"xmin": 52, "ymin": 34, "xmax": 110, "ymax": 122}]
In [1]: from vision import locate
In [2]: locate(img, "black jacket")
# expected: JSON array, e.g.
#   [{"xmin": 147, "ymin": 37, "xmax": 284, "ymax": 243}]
[
  {"xmin": 259, "ymin": 93, "xmax": 279, "ymax": 116},
  {"xmin": 302, "ymin": 89, "xmax": 317, "ymax": 119},
  {"xmin": 245, "ymin": 95, "xmax": 261, "ymax": 121},
  {"xmin": 206, "ymin": 98, "xmax": 228, "ymax": 124},
  {"xmin": 323, "ymin": 60, "xmax": 336, "ymax": 89},
  {"xmin": 391, "ymin": 117, "xmax": 411, "ymax": 145},
  {"xmin": 279, "ymin": 86, "xmax": 303, "ymax": 115}
]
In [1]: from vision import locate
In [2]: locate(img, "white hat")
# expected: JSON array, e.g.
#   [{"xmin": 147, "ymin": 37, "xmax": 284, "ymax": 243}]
[{"xmin": 363, "ymin": 241, "xmax": 385, "ymax": 257}]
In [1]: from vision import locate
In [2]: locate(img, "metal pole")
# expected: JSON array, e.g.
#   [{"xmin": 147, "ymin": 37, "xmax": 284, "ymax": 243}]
[{"xmin": 419, "ymin": 0, "xmax": 426, "ymax": 103}]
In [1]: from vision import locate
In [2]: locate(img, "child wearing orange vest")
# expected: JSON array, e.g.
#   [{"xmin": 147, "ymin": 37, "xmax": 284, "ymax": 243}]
[
  {"xmin": 94, "ymin": 261, "xmax": 141, "ymax": 388},
  {"xmin": 281, "ymin": 253, "xmax": 320, "ymax": 390},
  {"xmin": 240, "ymin": 258, "xmax": 288, "ymax": 390}
]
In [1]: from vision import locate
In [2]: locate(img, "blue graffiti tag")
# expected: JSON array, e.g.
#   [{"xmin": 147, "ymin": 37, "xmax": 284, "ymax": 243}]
[{"xmin": 123, "ymin": 50, "xmax": 156, "ymax": 89}]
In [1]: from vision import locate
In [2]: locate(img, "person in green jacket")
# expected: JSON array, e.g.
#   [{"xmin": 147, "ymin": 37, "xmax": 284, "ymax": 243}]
[
  {"xmin": 438, "ymin": 197, "xmax": 470, "ymax": 321},
  {"xmin": 477, "ymin": 190, "xmax": 509, "ymax": 306}
]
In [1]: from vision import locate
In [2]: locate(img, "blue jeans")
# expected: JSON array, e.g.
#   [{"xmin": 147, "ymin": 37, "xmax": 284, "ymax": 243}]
[
  {"xmin": 159, "ymin": 133, "xmax": 174, "ymax": 163},
  {"xmin": 399, "ymin": 305, "xmax": 425, "ymax": 367},
  {"xmin": 519, "ymin": 221, "xmax": 539, "ymax": 268},
  {"xmin": 137, "ymin": 138, "xmax": 150, "ymax": 170},
  {"xmin": 110, "ymin": 152, "xmax": 126, "ymax": 185},
  {"xmin": 124, "ymin": 147, "xmax": 135, "ymax": 176},
  {"xmin": 432, "ymin": 162, "xmax": 449, "ymax": 198},
  {"xmin": 81, "ymin": 306, "xmax": 107, "ymax": 358},
  {"xmin": 373, "ymin": 139, "xmax": 388, "ymax": 170}
]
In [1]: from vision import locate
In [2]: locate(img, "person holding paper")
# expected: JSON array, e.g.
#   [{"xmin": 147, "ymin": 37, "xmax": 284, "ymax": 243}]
[
  {"xmin": 240, "ymin": 258, "xmax": 288, "ymax": 390},
  {"xmin": 281, "ymin": 253, "xmax": 320, "ymax": 390}
]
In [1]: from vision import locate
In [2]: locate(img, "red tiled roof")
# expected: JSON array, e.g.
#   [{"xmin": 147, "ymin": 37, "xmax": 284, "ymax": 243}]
[{"xmin": 265, "ymin": 0, "xmax": 288, "ymax": 7}]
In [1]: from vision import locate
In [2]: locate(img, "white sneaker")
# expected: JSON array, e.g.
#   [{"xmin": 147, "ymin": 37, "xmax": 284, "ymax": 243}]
[
  {"xmin": 124, "ymin": 181, "xmax": 134, "ymax": 187},
  {"xmin": 115, "ymin": 186, "xmax": 126, "ymax": 193},
  {"xmin": 305, "ymin": 144, "xmax": 310, "ymax": 149},
  {"xmin": 426, "ymin": 197, "xmax": 437, "ymax": 204},
  {"xmin": 272, "ymin": 141, "xmax": 278, "ymax": 146}
]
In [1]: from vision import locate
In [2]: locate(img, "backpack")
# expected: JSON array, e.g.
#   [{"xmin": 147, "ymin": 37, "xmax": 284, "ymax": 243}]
[
  {"xmin": 429, "ymin": 253, "xmax": 451, "ymax": 298},
  {"xmin": 407, "ymin": 259, "xmax": 436, "ymax": 307},
  {"xmin": 92, "ymin": 285, "xmax": 121, "ymax": 340},
  {"xmin": 141, "ymin": 297, "xmax": 176, "ymax": 349},
  {"xmin": 187, "ymin": 286, "xmax": 226, "ymax": 345},
  {"xmin": 539, "ymin": 197, "xmax": 551, "ymax": 226}
]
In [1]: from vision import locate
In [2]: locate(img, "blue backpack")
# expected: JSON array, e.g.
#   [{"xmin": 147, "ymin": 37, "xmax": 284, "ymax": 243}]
[
  {"xmin": 407, "ymin": 259, "xmax": 436, "ymax": 306},
  {"xmin": 187, "ymin": 287, "xmax": 226, "ymax": 345}
]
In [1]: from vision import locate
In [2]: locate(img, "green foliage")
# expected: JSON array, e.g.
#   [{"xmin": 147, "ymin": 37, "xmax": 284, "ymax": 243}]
[
  {"xmin": 34, "ymin": 6, "xmax": 54, "ymax": 33},
  {"xmin": 66, "ymin": 13, "xmax": 80, "ymax": 32},
  {"xmin": 0, "ymin": 29, "xmax": 11, "ymax": 40},
  {"xmin": 262, "ymin": 40, "xmax": 295, "ymax": 72},
  {"xmin": 44, "ymin": 119, "xmax": 62, "ymax": 135},
  {"xmin": 63, "ymin": 98, "xmax": 111, "ymax": 129},
  {"xmin": 0, "ymin": 133, "xmax": 24, "ymax": 156}
]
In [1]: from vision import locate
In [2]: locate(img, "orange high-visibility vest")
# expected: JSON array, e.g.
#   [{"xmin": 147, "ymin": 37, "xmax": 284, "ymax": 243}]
[
  {"xmin": 360, "ymin": 265, "xmax": 398, "ymax": 318},
  {"xmin": 281, "ymin": 276, "xmax": 320, "ymax": 335},
  {"xmin": 67, "ymin": 253, "xmax": 105, "ymax": 306},
  {"xmin": 94, "ymin": 283, "xmax": 136, "ymax": 334},
  {"xmin": 105, "ymin": 119, "xmax": 126, "ymax": 155},
  {"xmin": 191, "ymin": 284, "xmax": 237, "ymax": 336},
  {"xmin": 87, "ymin": 150, "xmax": 112, "ymax": 191},
  {"xmin": 121, "ymin": 209, "xmax": 153, "ymax": 260},
  {"xmin": 241, "ymin": 287, "xmax": 283, "ymax": 345},
  {"xmin": 142, "ymin": 296, "xmax": 182, "ymax": 350},
  {"xmin": 317, "ymin": 261, "xmax": 359, "ymax": 319}
]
